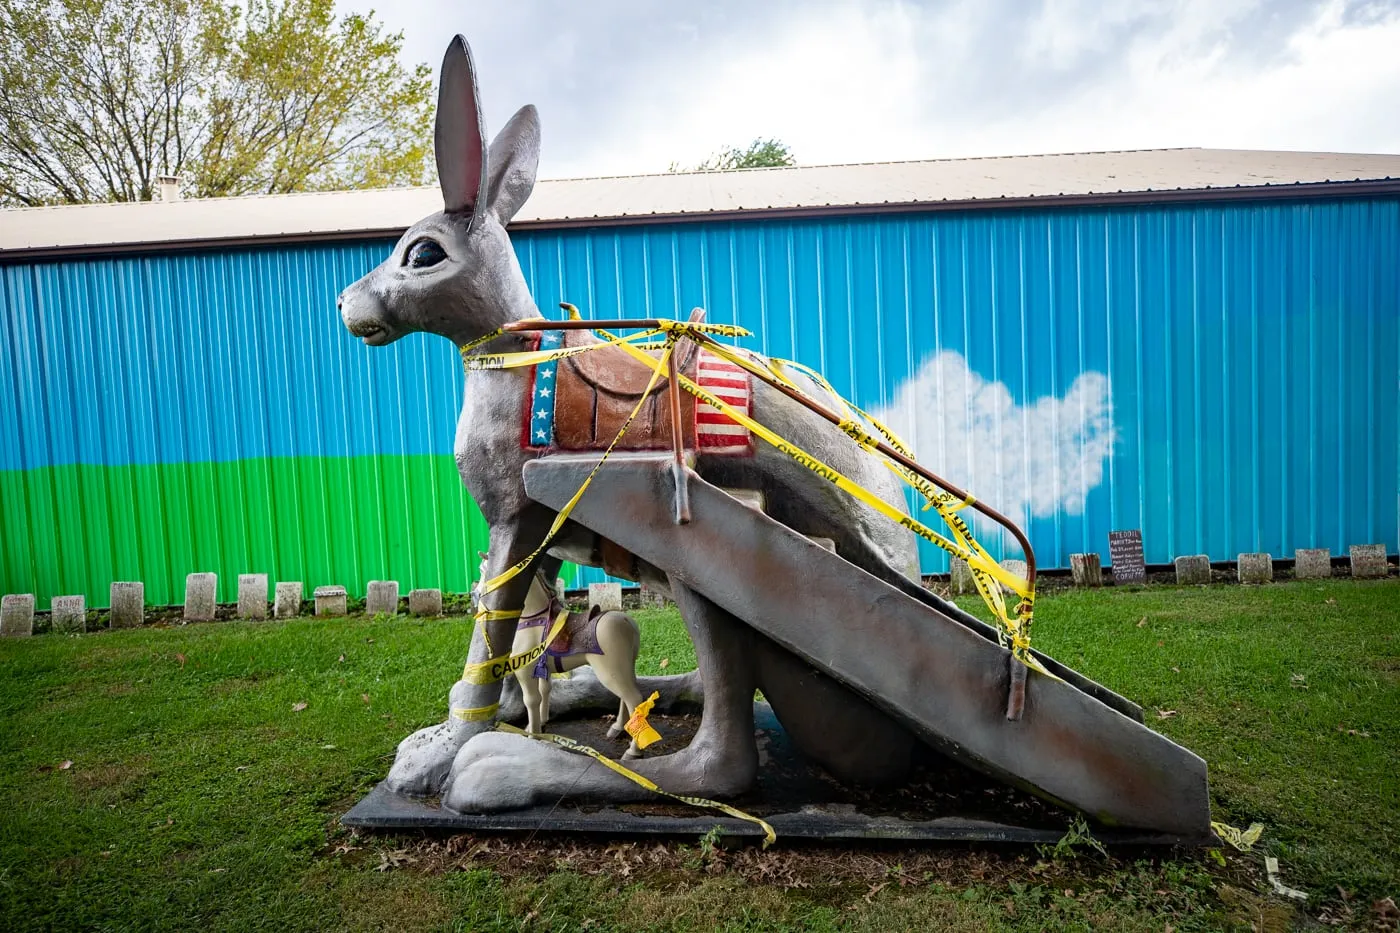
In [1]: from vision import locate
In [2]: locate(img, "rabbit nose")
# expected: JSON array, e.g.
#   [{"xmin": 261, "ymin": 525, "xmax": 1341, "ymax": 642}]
[{"xmin": 336, "ymin": 294, "xmax": 344, "ymax": 310}]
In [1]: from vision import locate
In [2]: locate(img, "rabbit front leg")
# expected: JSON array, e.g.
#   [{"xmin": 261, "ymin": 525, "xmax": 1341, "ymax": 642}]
[{"xmin": 383, "ymin": 525, "xmax": 540, "ymax": 797}]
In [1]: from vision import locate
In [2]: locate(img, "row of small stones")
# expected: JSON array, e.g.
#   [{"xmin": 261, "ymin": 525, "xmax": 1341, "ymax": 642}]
[
  {"xmin": 2, "ymin": 546, "xmax": 1392, "ymax": 636},
  {"xmin": 940, "ymin": 544, "xmax": 1392, "ymax": 595},
  {"xmin": 0, "ymin": 577, "xmax": 627, "ymax": 638}
]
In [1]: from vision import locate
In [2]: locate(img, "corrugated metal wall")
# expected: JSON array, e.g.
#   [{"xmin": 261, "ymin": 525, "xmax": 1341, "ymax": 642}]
[{"xmin": 3, "ymin": 196, "xmax": 1397, "ymax": 605}]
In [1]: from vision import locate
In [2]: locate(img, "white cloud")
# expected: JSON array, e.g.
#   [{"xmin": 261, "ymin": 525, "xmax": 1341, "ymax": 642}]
[
  {"xmin": 872, "ymin": 351, "xmax": 1115, "ymax": 521},
  {"xmin": 364, "ymin": 0, "xmax": 1400, "ymax": 178}
]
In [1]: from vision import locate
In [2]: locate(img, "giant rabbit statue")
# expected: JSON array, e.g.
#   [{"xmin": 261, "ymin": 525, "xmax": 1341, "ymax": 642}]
[{"xmin": 338, "ymin": 35, "xmax": 928, "ymax": 812}]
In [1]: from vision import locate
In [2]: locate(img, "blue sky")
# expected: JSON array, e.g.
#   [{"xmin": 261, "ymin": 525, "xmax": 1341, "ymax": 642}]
[{"xmin": 337, "ymin": 0, "xmax": 1400, "ymax": 179}]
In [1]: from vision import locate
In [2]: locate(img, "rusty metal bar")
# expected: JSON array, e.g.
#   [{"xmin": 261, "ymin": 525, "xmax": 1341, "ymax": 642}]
[
  {"xmin": 501, "ymin": 317, "xmax": 1037, "ymax": 588},
  {"xmin": 505, "ymin": 319, "xmax": 667, "ymax": 332},
  {"xmin": 1006, "ymin": 658, "xmax": 1028, "ymax": 722}
]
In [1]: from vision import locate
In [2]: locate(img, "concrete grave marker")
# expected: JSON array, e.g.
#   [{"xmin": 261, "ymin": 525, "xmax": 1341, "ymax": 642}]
[
  {"xmin": 366, "ymin": 580, "xmax": 399, "ymax": 615},
  {"xmin": 999, "ymin": 559, "xmax": 1029, "ymax": 596},
  {"xmin": 1, "ymin": 594, "xmax": 35, "ymax": 636},
  {"xmin": 238, "ymin": 574, "xmax": 268, "ymax": 620},
  {"xmin": 110, "ymin": 582, "xmax": 144, "ymax": 628},
  {"xmin": 184, "ymin": 572, "xmax": 217, "ymax": 622},
  {"xmin": 949, "ymin": 557, "xmax": 975, "ymax": 595},
  {"xmin": 1108, "ymin": 530, "xmax": 1146, "ymax": 584},
  {"xmin": 589, "ymin": 582, "xmax": 622, "ymax": 613},
  {"xmin": 51, "ymin": 595, "xmax": 86, "ymax": 633},
  {"xmin": 1238, "ymin": 553, "xmax": 1273, "ymax": 584},
  {"xmin": 1294, "ymin": 548, "xmax": 1331, "ymax": 580},
  {"xmin": 408, "ymin": 588, "xmax": 443, "ymax": 617},
  {"xmin": 314, "ymin": 585, "xmax": 347, "ymax": 617},
  {"xmin": 1070, "ymin": 553, "xmax": 1103, "ymax": 587},
  {"xmin": 274, "ymin": 581, "xmax": 304, "ymax": 619},
  {"xmin": 1174, "ymin": 555, "xmax": 1211, "ymax": 585},
  {"xmin": 1349, "ymin": 544, "xmax": 1388, "ymax": 580}
]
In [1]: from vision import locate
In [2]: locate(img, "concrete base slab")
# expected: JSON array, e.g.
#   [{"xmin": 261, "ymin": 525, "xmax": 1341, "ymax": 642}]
[{"xmin": 344, "ymin": 705, "xmax": 1211, "ymax": 847}]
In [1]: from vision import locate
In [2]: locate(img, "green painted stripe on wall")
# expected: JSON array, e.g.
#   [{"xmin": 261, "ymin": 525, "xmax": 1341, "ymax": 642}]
[{"xmin": 1, "ymin": 455, "xmax": 494, "ymax": 607}]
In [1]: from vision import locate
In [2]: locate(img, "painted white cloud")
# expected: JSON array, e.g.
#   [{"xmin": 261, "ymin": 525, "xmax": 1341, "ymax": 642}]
[{"xmin": 873, "ymin": 351, "xmax": 1115, "ymax": 520}]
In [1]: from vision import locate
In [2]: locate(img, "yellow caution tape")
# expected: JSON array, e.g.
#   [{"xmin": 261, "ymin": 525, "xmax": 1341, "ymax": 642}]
[
  {"xmin": 1211, "ymin": 820, "xmax": 1264, "ymax": 851},
  {"xmin": 497, "ymin": 722, "xmax": 775, "ymax": 847},
  {"xmin": 469, "ymin": 335, "xmax": 677, "ymax": 605},
  {"xmin": 457, "ymin": 332, "xmax": 680, "ymax": 692},
  {"xmin": 463, "ymin": 610, "xmax": 570, "ymax": 684},
  {"xmin": 474, "ymin": 608, "xmax": 523, "ymax": 622},
  {"xmin": 459, "ymin": 313, "xmax": 1043, "ymax": 673},
  {"xmin": 606, "ymin": 334, "xmax": 1048, "ymax": 674},
  {"xmin": 451, "ymin": 703, "xmax": 500, "ymax": 723},
  {"xmin": 624, "ymin": 691, "xmax": 663, "ymax": 749}
]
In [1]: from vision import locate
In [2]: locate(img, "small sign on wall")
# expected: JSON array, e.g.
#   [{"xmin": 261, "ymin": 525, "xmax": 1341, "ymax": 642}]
[{"xmin": 1108, "ymin": 530, "xmax": 1146, "ymax": 584}]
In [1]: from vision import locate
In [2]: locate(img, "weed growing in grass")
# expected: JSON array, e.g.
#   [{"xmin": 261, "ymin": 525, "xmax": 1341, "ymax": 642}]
[
  {"xmin": 1037, "ymin": 816, "xmax": 1110, "ymax": 862},
  {"xmin": 683, "ymin": 825, "xmax": 727, "ymax": 871}
]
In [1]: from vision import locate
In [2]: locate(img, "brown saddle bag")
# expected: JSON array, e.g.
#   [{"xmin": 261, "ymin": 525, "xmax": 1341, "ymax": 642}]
[{"xmin": 552, "ymin": 332, "xmax": 699, "ymax": 451}]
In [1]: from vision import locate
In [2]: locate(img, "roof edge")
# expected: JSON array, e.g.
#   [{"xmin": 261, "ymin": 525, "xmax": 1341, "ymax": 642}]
[{"xmin": 4, "ymin": 177, "xmax": 1398, "ymax": 263}]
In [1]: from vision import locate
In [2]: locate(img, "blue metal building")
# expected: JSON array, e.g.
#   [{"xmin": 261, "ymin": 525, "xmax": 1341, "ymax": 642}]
[{"xmin": 2, "ymin": 148, "xmax": 1397, "ymax": 604}]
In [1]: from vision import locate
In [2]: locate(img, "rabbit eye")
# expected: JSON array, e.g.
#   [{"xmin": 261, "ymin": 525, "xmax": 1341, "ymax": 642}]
[{"xmin": 405, "ymin": 238, "xmax": 447, "ymax": 269}]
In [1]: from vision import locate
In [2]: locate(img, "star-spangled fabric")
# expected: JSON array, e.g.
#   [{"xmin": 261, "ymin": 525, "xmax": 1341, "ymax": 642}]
[
  {"xmin": 527, "ymin": 329, "xmax": 562, "ymax": 447},
  {"xmin": 524, "ymin": 332, "xmax": 751, "ymax": 453}
]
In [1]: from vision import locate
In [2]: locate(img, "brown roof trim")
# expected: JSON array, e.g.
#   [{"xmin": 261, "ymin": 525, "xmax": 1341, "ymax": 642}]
[{"xmin": 4, "ymin": 177, "xmax": 1398, "ymax": 263}]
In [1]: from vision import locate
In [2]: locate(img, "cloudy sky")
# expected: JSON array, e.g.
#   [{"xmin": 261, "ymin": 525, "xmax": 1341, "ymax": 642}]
[{"xmin": 336, "ymin": 0, "xmax": 1400, "ymax": 179}]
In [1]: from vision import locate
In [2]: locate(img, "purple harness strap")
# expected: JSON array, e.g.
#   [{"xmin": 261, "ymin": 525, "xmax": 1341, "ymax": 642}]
[{"xmin": 528, "ymin": 601, "xmax": 606, "ymax": 679}]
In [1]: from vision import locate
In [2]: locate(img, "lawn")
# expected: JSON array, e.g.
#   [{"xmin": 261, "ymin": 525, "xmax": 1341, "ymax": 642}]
[{"xmin": 0, "ymin": 579, "xmax": 1395, "ymax": 931}]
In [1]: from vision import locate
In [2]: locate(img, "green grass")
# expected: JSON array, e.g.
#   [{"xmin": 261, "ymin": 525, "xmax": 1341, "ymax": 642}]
[{"xmin": 0, "ymin": 580, "xmax": 1395, "ymax": 931}]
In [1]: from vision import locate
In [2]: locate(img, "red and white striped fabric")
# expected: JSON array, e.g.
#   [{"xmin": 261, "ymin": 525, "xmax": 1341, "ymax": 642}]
[{"xmin": 695, "ymin": 350, "xmax": 752, "ymax": 453}]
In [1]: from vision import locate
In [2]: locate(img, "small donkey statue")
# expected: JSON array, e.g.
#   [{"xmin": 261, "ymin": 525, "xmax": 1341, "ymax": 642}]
[
  {"xmin": 471, "ymin": 557, "xmax": 650, "ymax": 758},
  {"xmin": 339, "ymin": 35, "xmax": 924, "ymax": 813}
]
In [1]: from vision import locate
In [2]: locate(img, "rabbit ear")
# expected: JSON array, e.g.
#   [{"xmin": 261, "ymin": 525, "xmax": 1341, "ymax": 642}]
[
  {"xmin": 486, "ymin": 104, "xmax": 540, "ymax": 224},
  {"xmin": 435, "ymin": 35, "xmax": 490, "ymax": 218}
]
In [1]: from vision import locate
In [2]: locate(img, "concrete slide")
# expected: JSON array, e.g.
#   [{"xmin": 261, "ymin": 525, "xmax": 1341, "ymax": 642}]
[{"xmin": 523, "ymin": 452, "xmax": 1212, "ymax": 838}]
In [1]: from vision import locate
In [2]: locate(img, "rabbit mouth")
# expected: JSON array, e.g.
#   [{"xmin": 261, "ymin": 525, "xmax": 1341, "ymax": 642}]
[{"xmin": 348, "ymin": 321, "xmax": 391, "ymax": 345}]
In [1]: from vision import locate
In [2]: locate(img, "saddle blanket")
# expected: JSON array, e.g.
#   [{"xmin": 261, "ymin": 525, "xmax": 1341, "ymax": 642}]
[{"xmin": 524, "ymin": 329, "xmax": 753, "ymax": 455}]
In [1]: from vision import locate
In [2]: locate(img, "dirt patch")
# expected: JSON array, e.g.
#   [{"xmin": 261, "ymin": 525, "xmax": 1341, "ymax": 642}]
[{"xmin": 70, "ymin": 755, "xmax": 152, "ymax": 794}]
